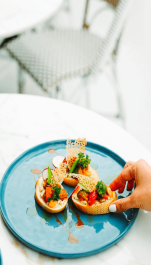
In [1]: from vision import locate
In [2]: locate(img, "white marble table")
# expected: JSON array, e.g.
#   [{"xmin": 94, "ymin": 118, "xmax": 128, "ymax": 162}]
[
  {"xmin": 0, "ymin": 93, "xmax": 151, "ymax": 265},
  {"xmin": 0, "ymin": 0, "xmax": 63, "ymax": 39}
]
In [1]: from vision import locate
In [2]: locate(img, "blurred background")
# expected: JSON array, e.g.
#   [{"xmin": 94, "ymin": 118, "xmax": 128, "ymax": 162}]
[{"xmin": 0, "ymin": 0, "xmax": 151, "ymax": 151}]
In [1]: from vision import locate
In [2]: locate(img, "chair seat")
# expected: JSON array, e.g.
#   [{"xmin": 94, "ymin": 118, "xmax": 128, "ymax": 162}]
[{"xmin": 6, "ymin": 29, "xmax": 102, "ymax": 91}]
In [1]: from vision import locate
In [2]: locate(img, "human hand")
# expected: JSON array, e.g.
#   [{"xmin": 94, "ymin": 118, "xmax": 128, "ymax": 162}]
[{"xmin": 109, "ymin": 159, "xmax": 151, "ymax": 212}]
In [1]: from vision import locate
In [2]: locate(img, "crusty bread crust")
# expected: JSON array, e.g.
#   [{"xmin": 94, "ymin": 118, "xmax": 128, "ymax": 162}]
[
  {"xmin": 63, "ymin": 165, "xmax": 99, "ymax": 187},
  {"xmin": 63, "ymin": 177, "xmax": 79, "ymax": 187},
  {"xmin": 35, "ymin": 177, "xmax": 68, "ymax": 213},
  {"xmin": 72, "ymin": 186, "xmax": 117, "ymax": 215}
]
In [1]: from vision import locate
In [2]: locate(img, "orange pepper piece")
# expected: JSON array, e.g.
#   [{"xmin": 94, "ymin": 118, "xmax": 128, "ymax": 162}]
[
  {"xmin": 78, "ymin": 167, "xmax": 83, "ymax": 174},
  {"xmin": 84, "ymin": 170, "xmax": 91, "ymax": 176},
  {"xmin": 78, "ymin": 167, "xmax": 91, "ymax": 176},
  {"xmin": 103, "ymin": 194, "xmax": 109, "ymax": 200},
  {"xmin": 106, "ymin": 188, "xmax": 113, "ymax": 197},
  {"xmin": 48, "ymin": 200, "xmax": 57, "ymax": 208},
  {"xmin": 59, "ymin": 189, "xmax": 68, "ymax": 199}
]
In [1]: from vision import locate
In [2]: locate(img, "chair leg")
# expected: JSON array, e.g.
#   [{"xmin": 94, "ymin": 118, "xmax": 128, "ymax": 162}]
[
  {"xmin": 82, "ymin": 73, "xmax": 91, "ymax": 109},
  {"xmin": 65, "ymin": 73, "xmax": 90, "ymax": 108},
  {"xmin": 56, "ymin": 85, "xmax": 60, "ymax": 99},
  {"xmin": 18, "ymin": 66, "xmax": 25, "ymax": 94},
  {"xmin": 64, "ymin": 0, "xmax": 70, "ymax": 12},
  {"xmin": 52, "ymin": 84, "xmax": 62, "ymax": 99},
  {"xmin": 111, "ymin": 54, "xmax": 125, "ymax": 127}
]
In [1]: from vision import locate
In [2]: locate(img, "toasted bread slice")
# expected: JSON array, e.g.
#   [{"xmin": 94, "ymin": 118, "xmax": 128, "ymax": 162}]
[
  {"xmin": 72, "ymin": 186, "xmax": 117, "ymax": 215},
  {"xmin": 35, "ymin": 177, "xmax": 68, "ymax": 213},
  {"xmin": 63, "ymin": 165, "xmax": 99, "ymax": 187}
]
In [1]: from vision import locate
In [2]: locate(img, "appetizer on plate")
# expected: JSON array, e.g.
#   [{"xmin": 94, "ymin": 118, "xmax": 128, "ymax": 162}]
[
  {"xmin": 35, "ymin": 138, "xmax": 117, "ymax": 215},
  {"xmin": 72, "ymin": 177, "xmax": 117, "ymax": 215},
  {"xmin": 52, "ymin": 138, "xmax": 99, "ymax": 187},
  {"xmin": 35, "ymin": 167, "xmax": 68, "ymax": 213}
]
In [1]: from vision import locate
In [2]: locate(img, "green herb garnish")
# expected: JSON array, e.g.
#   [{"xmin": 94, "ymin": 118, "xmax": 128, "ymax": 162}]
[
  {"xmin": 48, "ymin": 186, "xmax": 61, "ymax": 201},
  {"xmin": 77, "ymin": 153, "xmax": 91, "ymax": 169},
  {"xmin": 47, "ymin": 167, "xmax": 53, "ymax": 185},
  {"xmin": 78, "ymin": 183, "xmax": 89, "ymax": 192},
  {"xmin": 96, "ymin": 181, "xmax": 107, "ymax": 197},
  {"xmin": 73, "ymin": 166, "xmax": 79, "ymax": 174},
  {"xmin": 69, "ymin": 158, "xmax": 79, "ymax": 173}
]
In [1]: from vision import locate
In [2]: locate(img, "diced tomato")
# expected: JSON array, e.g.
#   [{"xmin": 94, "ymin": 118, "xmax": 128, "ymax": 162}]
[
  {"xmin": 63, "ymin": 158, "xmax": 67, "ymax": 163},
  {"xmin": 70, "ymin": 157, "xmax": 77, "ymax": 163},
  {"xmin": 89, "ymin": 190, "xmax": 97, "ymax": 206},
  {"xmin": 45, "ymin": 186, "xmax": 53, "ymax": 202},
  {"xmin": 103, "ymin": 194, "xmax": 109, "ymax": 200}
]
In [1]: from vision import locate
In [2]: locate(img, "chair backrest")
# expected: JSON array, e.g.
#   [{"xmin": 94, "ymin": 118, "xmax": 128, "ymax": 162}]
[
  {"xmin": 103, "ymin": 0, "xmax": 119, "ymax": 8},
  {"xmin": 91, "ymin": 0, "xmax": 131, "ymax": 73}
]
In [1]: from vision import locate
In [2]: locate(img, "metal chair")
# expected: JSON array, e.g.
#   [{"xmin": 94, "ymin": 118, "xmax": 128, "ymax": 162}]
[
  {"xmin": 4, "ymin": 0, "xmax": 131, "ymax": 122},
  {"xmin": 83, "ymin": 0, "xmax": 120, "ymax": 29}
]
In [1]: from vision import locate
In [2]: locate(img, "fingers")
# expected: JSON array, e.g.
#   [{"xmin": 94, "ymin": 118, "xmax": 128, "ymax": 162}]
[
  {"xmin": 109, "ymin": 194, "xmax": 134, "ymax": 213},
  {"xmin": 124, "ymin": 161, "xmax": 135, "ymax": 169},
  {"xmin": 114, "ymin": 179, "xmax": 135, "ymax": 194},
  {"xmin": 118, "ymin": 184, "xmax": 125, "ymax": 193},
  {"xmin": 127, "ymin": 179, "xmax": 135, "ymax": 191},
  {"xmin": 109, "ymin": 163, "xmax": 136, "ymax": 191}
]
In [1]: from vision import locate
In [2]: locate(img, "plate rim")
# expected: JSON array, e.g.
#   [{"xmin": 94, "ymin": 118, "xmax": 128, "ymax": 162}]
[{"xmin": 0, "ymin": 139, "xmax": 139, "ymax": 258}]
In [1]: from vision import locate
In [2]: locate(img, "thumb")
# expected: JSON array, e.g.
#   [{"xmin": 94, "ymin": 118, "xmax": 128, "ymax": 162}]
[{"xmin": 109, "ymin": 195, "xmax": 134, "ymax": 213}]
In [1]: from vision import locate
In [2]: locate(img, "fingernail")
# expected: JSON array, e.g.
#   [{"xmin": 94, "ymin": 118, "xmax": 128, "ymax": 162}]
[{"xmin": 109, "ymin": 204, "xmax": 117, "ymax": 212}]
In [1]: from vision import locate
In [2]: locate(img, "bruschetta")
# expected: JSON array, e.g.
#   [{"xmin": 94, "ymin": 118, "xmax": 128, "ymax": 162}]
[
  {"xmin": 53, "ymin": 153, "xmax": 99, "ymax": 187},
  {"xmin": 72, "ymin": 179, "xmax": 117, "ymax": 215},
  {"xmin": 35, "ymin": 167, "xmax": 68, "ymax": 213}
]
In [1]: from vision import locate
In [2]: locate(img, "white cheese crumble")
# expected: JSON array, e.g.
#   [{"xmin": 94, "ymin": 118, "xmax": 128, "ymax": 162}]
[
  {"xmin": 40, "ymin": 190, "xmax": 45, "ymax": 198},
  {"xmin": 80, "ymin": 201, "xmax": 87, "ymax": 205},
  {"xmin": 73, "ymin": 194, "xmax": 78, "ymax": 200},
  {"xmin": 39, "ymin": 185, "xmax": 44, "ymax": 192},
  {"xmin": 58, "ymin": 200, "xmax": 65, "ymax": 206},
  {"xmin": 94, "ymin": 201, "xmax": 100, "ymax": 205}
]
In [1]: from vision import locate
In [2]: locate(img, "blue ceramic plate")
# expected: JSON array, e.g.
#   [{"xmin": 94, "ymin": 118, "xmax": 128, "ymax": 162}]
[{"xmin": 0, "ymin": 140, "xmax": 138, "ymax": 258}]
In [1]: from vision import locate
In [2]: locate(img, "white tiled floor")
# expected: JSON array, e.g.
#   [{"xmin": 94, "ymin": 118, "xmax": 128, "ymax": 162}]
[{"xmin": 1, "ymin": 0, "xmax": 151, "ymax": 154}]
